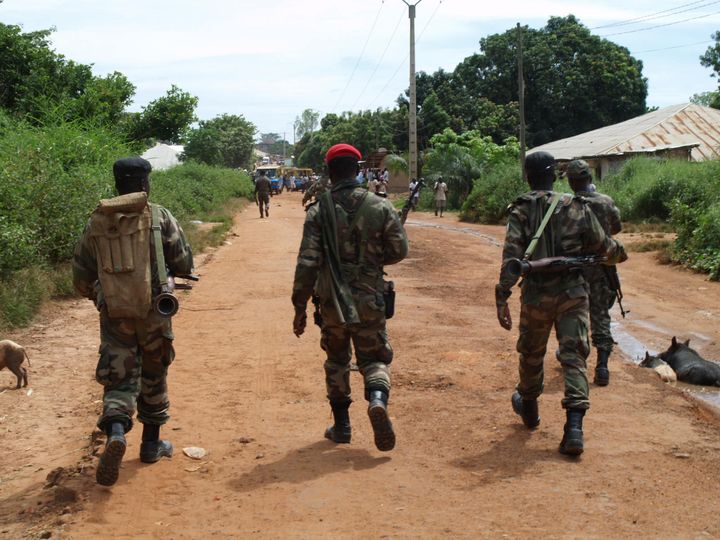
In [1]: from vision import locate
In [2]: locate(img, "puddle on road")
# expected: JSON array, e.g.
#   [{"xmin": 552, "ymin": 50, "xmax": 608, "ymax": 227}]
[
  {"xmin": 405, "ymin": 220, "xmax": 502, "ymax": 247},
  {"xmin": 613, "ymin": 321, "xmax": 720, "ymax": 410}
]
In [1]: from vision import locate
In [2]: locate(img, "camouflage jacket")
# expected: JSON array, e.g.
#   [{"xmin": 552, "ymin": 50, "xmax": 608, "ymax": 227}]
[
  {"xmin": 576, "ymin": 191, "xmax": 622, "ymax": 236},
  {"xmin": 73, "ymin": 202, "xmax": 194, "ymax": 302},
  {"xmin": 292, "ymin": 179, "xmax": 408, "ymax": 311},
  {"xmin": 302, "ymin": 178, "xmax": 331, "ymax": 206},
  {"xmin": 496, "ymin": 191, "xmax": 627, "ymax": 306},
  {"xmin": 576, "ymin": 190, "xmax": 622, "ymax": 284}
]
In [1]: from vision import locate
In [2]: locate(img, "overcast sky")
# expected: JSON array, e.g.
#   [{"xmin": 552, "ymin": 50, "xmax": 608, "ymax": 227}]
[{"xmin": 3, "ymin": 0, "xmax": 720, "ymax": 138}]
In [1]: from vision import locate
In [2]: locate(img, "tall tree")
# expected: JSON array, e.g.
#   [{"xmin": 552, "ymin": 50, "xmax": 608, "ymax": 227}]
[
  {"xmin": 184, "ymin": 113, "xmax": 256, "ymax": 169},
  {"xmin": 294, "ymin": 109, "xmax": 320, "ymax": 140},
  {"xmin": 454, "ymin": 16, "xmax": 647, "ymax": 146},
  {"xmin": 131, "ymin": 85, "xmax": 198, "ymax": 143},
  {"xmin": 700, "ymin": 32, "xmax": 720, "ymax": 108}
]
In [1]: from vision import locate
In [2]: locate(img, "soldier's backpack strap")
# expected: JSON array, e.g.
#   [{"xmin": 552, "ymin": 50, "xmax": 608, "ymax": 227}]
[
  {"xmin": 343, "ymin": 192, "xmax": 371, "ymax": 265},
  {"xmin": 151, "ymin": 204, "xmax": 169, "ymax": 291},
  {"xmin": 523, "ymin": 192, "xmax": 561, "ymax": 261}
]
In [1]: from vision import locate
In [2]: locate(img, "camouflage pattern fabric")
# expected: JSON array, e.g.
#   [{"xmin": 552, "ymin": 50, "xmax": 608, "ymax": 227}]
[
  {"xmin": 302, "ymin": 178, "xmax": 331, "ymax": 206},
  {"xmin": 96, "ymin": 308, "xmax": 174, "ymax": 430},
  {"xmin": 577, "ymin": 190, "xmax": 622, "ymax": 353},
  {"xmin": 73, "ymin": 201, "xmax": 193, "ymax": 431},
  {"xmin": 293, "ymin": 178, "xmax": 408, "ymax": 400},
  {"xmin": 495, "ymin": 190, "xmax": 627, "ymax": 409},
  {"xmin": 517, "ymin": 292, "xmax": 590, "ymax": 410}
]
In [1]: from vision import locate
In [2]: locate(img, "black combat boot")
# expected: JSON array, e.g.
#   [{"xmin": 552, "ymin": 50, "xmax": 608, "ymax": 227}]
[
  {"xmin": 96, "ymin": 422, "xmax": 127, "ymax": 486},
  {"xmin": 367, "ymin": 390, "xmax": 395, "ymax": 452},
  {"xmin": 559, "ymin": 409, "xmax": 585, "ymax": 456},
  {"xmin": 511, "ymin": 391, "xmax": 540, "ymax": 429},
  {"xmin": 139, "ymin": 424, "xmax": 174, "ymax": 464},
  {"xmin": 594, "ymin": 349, "xmax": 611, "ymax": 386},
  {"xmin": 324, "ymin": 400, "xmax": 352, "ymax": 444}
]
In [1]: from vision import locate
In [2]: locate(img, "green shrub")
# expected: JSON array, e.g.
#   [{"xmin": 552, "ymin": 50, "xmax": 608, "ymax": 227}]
[{"xmin": 0, "ymin": 117, "xmax": 253, "ymax": 328}]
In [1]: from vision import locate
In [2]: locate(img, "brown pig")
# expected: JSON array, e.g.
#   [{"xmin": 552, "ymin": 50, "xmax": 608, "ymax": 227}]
[{"xmin": 0, "ymin": 340, "xmax": 30, "ymax": 389}]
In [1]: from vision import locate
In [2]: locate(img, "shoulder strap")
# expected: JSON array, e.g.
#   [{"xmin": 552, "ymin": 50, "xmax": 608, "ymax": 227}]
[
  {"xmin": 151, "ymin": 204, "xmax": 169, "ymax": 289},
  {"xmin": 523, "ymin": 193, "xmax": 561, "ymax": 261}
]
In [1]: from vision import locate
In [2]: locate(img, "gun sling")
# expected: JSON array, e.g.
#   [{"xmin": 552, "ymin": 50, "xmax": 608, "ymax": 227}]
[{"xmin": 523, "ymin": 193, "xmax": 561, "ymax": 261}]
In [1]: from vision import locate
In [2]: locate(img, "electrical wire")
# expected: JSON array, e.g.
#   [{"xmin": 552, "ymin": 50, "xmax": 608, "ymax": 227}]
[
  {"xmin": 591, "ymin": 0, "xmax": 720, "ymax": 29},
  {"xmin": 632, "ymin": 39, "xmax": 714, "ymax": 53},
  {"xmin": 348, "ymin": 5, "xmax": 407, "ymax": 111},
  {"xmin": 601, "ymin": 9, "xmax": 720, "ymax": 37},
  {"xmin": 331, "ymin": 0, "xmax": 386, "ymax": 113},
  {"xmin": 368, "ymin": 0, "xmax": 443, "ymax": 110}
]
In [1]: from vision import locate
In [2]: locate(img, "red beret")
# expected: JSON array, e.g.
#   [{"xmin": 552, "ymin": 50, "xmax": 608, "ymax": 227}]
[{"xmin": 325, "ymin": 143, "xmax": 362, "ymax": 164}]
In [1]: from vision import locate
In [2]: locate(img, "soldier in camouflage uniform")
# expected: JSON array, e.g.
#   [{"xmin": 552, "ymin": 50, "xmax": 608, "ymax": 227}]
[
  {"xmin": 302, "ymin": 176, "xmax": 331, "ymax": 207},
  {"xmin": 495, "ymin": 152, "xmax": 627, "ymax": 456},
  {"xmin": 292, "ymin": 143, "xmax": 408, "ymax": 452},
  {"xmin": 566, "ymin": 159, "xmax": 622, "ymax": 386},
  {"xmin": 73, "ymin": 157, "xmax": 194, "ymax": 486}
]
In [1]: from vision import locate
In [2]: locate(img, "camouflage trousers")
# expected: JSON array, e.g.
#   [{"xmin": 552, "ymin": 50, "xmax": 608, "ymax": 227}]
[
  {"xmin": 586, "ymin": 271, "xmax": 615, "ymax": 352},
  {"xmin": 516, "ymin": 291, "xmax": 591, "ymax": 410},
  {"xmin": 96, "ymin": 308, "xmax": 175, "ymax": 432},
  {"xmin": 321, "ymin": 322, "xmax": 393, "ymax": 402}
]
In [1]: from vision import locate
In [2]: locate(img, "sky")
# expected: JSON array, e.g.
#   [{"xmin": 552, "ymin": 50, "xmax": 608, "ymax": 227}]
[{"xmin": 2, "ymin": 0, "xmax": 720, "ymax": 138}]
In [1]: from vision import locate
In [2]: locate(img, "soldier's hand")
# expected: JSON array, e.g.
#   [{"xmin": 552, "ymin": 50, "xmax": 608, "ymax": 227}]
[
  {"xmin": 293, "ymin": 309, "xmax": 307, "ymax": 337},
  {"xmin": 497, "ymin": 303, "xmax": 512, "ymax": 331}
]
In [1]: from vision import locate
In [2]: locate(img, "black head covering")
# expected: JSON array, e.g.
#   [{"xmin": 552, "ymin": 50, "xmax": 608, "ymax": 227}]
[
  {"xmin": 525, "ymin": 151, "xmax": 555, "ymax": 173},
  {"xmin": 113, "ymin": 157, "xmax": 151, "ymax": 182}
]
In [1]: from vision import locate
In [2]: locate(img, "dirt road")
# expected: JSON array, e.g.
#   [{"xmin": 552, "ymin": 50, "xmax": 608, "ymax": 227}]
[{"xmin": 2, "ymin": 192, "xmax": 720, "ymax": 539}]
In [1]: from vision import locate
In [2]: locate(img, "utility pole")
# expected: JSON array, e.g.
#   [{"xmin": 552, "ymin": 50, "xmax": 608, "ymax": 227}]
[
  {"xmin": 517, "ymin": 23, "xmax": 527, "ymax": 178},
  {"xmin": 282, "ymin": 131, "xmax": 286, "ymax": 161},
  {"xmin": 403, "ymin": 0, "xmax": 422, "ymax": 182}
]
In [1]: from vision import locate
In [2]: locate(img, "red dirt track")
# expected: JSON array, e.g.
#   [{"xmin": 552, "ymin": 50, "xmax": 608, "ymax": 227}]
[{"xmin": 2, "ymin": 192, "xmax": 720, "ymax": 539}]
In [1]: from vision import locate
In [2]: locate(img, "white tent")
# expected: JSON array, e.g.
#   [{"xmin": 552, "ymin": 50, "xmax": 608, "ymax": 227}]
[{"xmin": 142, "ymin": 143, "xmax": 184, "ymax": 171}]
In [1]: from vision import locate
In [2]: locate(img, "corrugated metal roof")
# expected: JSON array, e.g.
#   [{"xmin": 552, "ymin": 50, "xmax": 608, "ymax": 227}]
[{"xmin": 530, "ymin": 103, "xmax": 720, "ymax": 162}]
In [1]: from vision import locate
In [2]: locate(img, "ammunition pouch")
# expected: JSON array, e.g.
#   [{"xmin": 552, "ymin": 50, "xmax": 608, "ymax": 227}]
[{"xmin": 89, "ymin": 192, "xmax": 152, "ymax": 319}]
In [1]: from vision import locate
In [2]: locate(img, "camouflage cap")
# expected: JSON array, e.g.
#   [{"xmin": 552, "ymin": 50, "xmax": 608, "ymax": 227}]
[{"xmin": 566, "ymin": 159, "xmax": 591, "ymax": 180}]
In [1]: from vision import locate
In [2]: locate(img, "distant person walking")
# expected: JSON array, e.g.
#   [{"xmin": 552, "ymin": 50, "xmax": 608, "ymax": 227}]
[
  {"xmin": 255, "ymin": 170, "xmax": 272, "ymax": 218},
  {"xmin": 434, "ymin": 177, "xmax": 448, "ymax": 217}
]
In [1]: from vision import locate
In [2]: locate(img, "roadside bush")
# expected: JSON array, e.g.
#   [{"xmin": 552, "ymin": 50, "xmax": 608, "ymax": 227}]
[
  {"xmin": 601, "ymin": 158, "xmax": 720, "ymax": 280},
  {"xmin": 0, "ymin": 118, "xmax": 253, "ymax": 329},
  {"xmin": 151, "ymin": 161, "xmax": 253, "ymax": 222},
  {"xmin": 600, "ymin": 158, "xmax": 720, "ymax": 221},
  {"xmin": 460, "ymin": 161, "xmax": 524, "ymax": 223}
]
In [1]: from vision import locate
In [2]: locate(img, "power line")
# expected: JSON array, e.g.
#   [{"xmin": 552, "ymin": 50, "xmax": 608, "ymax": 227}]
[
  {"xmin": 368, "ymin": 0, "xmax": 443, "ymax": 109},
  {"xmin": 348, "ymin": 6, "xmax": 407, "ymax": 111},
  {"xmin": 592, "ymin": 0, "xmax": 719, "ymax": 29},
  {"xmin": 601, "ymin": 9, "xmax": 720, "ymax": 37},
  {"xmin": 331, "ymin": 0, "xmax": 386, "ymax": 113},
  {"xmin": 632, "ymin": 39, "xmax": 714, "ymax": 53}
]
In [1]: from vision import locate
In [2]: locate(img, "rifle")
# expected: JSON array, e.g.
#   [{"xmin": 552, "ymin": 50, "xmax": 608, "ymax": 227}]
[
  {"xmin": 401, "ymin": 179, "xmax": 424, "ymax": 225},
  {"xmin": 506, "ymin": 255, "xmax": 607, "ymax": 279},
  {"xmin": 603, "ymin": 265, "xmax": 628, "ymax": 318}
]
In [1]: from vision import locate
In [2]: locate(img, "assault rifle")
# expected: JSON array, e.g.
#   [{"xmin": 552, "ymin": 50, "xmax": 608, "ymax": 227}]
[
  {"xmin": 506, "ymin": 255, "xmax": 629, "ymax": 318},
  {"xmin": 603, "ymin": 265, "xmax": 628, "ymax": 318},
  {"xmin": 400, "ymin": 179, "xmax": 424, "ymax": 225},
  {"xmin": 506, "ymin": 255, "xmax": 607, "ymax": 279}
]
